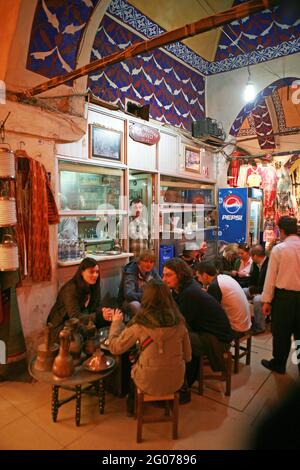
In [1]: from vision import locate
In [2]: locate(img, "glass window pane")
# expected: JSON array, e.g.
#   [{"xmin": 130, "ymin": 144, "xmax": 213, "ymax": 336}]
[{"xmin": 59, "ymin": 169, "xmax": 122, "ymax": 210}]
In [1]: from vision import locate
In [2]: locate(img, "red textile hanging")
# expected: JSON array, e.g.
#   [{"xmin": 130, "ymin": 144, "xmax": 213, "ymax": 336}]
[{"xmin": 15, "ymin": 151, "xmax": 59, "ymax": 282}]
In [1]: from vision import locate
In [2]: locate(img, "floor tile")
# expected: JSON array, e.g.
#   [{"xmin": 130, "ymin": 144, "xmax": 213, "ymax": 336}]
[
  {"xmin": 0, "ymin": 416, "xmax": 63, "ymax": 450},
  {"xmin": 0, "ymin": 380, "xmax": 50, "ymax": 414},
  {"xmin": 0, "ymin": 397, "xmax": 23, "ymax": 429}
]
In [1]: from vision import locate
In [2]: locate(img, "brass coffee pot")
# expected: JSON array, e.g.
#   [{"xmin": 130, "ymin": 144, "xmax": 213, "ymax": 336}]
[{"xmin": 34, "ymin": 324, "xmax": 58, "ymax": 372}]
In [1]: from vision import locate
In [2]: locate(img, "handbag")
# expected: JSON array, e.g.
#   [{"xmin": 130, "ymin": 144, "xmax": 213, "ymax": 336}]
[{"xmin": 128, "ymin": 336, "xmax": 153, "ymax": 364}]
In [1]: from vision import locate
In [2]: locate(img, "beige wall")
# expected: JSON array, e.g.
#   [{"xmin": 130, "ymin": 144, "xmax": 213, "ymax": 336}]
[{"xmin": 0, "ymin": 0, "xmax": 21, "ymax": 81}]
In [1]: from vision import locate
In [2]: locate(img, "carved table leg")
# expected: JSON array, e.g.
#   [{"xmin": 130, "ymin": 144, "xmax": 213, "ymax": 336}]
[
  {"xmin": 98, "ymin": 379, "xmax": 105, "ymax": 415},
  {"xmin": 52, "ymin": 385, "xmax": 59, "ymax": 423},
  {"xmin": 75, "ymin": 385, "xmax": 81, "ymax": 426}
]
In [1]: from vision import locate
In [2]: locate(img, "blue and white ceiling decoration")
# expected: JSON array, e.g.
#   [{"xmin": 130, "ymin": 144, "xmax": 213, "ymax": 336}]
[
  {"xmin": 214, "ymin": 0, "xmax": 300, "ymax": 73},
  {"xmin": 26, "ymin": 1, "xmax": 300, "ymax": 129},
  {"xmin": 27, "ymin": 0, "xmax": 98, "ymax": 78},
  {"xmin": 87, "ymin": 14, "xmax": 205, "ymax": 129}
]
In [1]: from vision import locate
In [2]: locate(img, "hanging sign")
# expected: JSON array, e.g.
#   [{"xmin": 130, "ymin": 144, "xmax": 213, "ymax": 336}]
[{"xmin": 129, "ymin": 123, "xmax": 160, "ymax": 145}]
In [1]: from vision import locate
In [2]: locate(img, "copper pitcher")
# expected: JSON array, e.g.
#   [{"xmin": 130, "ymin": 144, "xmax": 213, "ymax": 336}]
[{"xmin": 52, "ymin": 328, "xmax": 74, "ymax": 379}]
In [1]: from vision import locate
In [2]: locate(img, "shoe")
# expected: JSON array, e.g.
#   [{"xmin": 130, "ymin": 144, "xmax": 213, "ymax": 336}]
[
  {"xmin": 261, "ymin": 359, "xmax": 286, "ymax": 374},
  {"xmin": 179, "ymin": 387, "xmax": 191, "ymax": 404}
]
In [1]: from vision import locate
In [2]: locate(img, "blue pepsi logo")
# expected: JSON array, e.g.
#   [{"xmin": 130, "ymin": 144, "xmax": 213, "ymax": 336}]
[{"xmin": 223, "ymin": 195, "xmax": 243, "ymax": 214}]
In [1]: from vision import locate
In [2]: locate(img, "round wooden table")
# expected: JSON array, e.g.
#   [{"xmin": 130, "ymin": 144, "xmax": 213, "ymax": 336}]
[{"xmin": 29, "ymin": 357, "xmax": 116, "ymax": 426}]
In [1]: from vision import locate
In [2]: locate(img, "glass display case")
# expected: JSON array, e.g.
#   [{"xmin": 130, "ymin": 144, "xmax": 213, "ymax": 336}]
[
  {"xmin": 159, "ymin": 176, "xmax": 217, "ymax": 260},
  {"xmin": 58, "ymin": 161, "xmax": 126, "ymax": 261}
]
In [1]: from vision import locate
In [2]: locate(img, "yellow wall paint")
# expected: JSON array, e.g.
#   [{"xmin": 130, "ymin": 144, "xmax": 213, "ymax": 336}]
[{"xmin": 0, "ymin": 0, "xmax": 21, "ymax": 81}]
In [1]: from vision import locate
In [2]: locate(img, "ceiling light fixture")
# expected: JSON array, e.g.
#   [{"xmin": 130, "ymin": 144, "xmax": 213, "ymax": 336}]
[{"xmin": 244, "ymin": 66, "xmax": 256, "ymax": 103}]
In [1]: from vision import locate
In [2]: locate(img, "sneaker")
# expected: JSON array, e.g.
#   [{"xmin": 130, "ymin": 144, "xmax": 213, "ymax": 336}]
[
  {"xmin": 261, "ymin": 359, "xmax": 286, "ymax": 374},
  {"xmin": 179, "ymin": 387, "xmax": 191, "ymax": 404}
]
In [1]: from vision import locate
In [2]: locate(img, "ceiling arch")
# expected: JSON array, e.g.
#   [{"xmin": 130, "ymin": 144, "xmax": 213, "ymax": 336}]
[{"xmin": 230, "ymin": 77, "xmax": 300, "ymax": 154}]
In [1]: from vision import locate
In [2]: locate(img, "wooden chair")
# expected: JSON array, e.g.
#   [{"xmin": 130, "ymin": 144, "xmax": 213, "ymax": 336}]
[
  {"xmin": 198, "ymin": 351, "xmax": 232, "ymax": 397},
  {"xmin": 231, "ymin": 332, "xmax": 252, "ymax": 374},
  {"xmin": 135, "ymin": 388, "xmax": 179, "ymax": 443}
]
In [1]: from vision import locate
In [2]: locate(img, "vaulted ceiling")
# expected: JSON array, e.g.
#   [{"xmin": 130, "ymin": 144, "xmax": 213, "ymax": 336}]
[{"xmin": 24, "ymin": 0, "xmax": 300, "ymax": 145}]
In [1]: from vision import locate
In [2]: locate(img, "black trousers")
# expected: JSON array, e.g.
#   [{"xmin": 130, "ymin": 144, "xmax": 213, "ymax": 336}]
[{"xmin": 271, "ymin": 288, "xmax": 300, "ymax": 371}]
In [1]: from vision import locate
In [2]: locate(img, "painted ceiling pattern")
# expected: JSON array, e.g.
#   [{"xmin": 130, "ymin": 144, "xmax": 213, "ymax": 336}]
[
  {"xmin": 230, "ymin": 77, "xmax": 298, "ymax": 136},
  {"xmin": 237, "ymin": 99, "xmax": 275, "ymax": 149},
  {"xmin": 88, "ymin": 15, "xmax": 205, "ymax": 129},
  {"xmin": 250, "ymin": 100, "xmax": 275, "ymax": 149},
  {"xmin": 26, "ymin": 0, "xmax": 300, "ymax": 80},
  {"xmin": 271, "ymin": 89, "xmax": 300, "ymax": 135},
  {"xmin": 214, "ymin": 0, "xmax": 300, "ymax": 73},
  {"xmin": 27, "ymin": 0, "xmax": 98, "ymax": 77}
]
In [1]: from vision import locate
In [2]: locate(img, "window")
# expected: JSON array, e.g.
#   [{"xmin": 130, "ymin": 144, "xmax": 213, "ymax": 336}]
[{"xmin": 58, "ymin": 161, "xmax": 126, "ymax": 259}]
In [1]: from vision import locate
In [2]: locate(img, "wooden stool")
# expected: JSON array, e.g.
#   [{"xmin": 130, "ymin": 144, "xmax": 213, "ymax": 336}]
[
  {"xmin": 198, "ymin": 351, "xmax": 232, "ymax": 397},
  {"xmin": 231, "ymin": 333, "xmax": 252, "ymax": 374},
  {"xmin": 135, "ymin": 388, "xmax": 179, "ymax": 443}
]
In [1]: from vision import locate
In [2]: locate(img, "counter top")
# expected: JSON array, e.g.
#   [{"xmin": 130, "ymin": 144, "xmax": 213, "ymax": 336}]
[{"xmin": 58, "ymin": 252, "xmax": 133, "ymax": 267}]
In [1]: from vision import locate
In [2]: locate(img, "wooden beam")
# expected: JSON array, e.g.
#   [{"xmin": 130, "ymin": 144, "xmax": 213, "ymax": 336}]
[{"xmin": 18, "ymin": 0, "xmax": 280, "ymax": 99}]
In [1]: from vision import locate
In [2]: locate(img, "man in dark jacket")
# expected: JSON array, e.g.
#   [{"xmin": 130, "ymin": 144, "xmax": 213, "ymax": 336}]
[
  {"xmin": 163, "ymin": 258, "xmax": 234, "ymax": 389},
  {"xmin": 245, "ymin": 245, "xmax": 269, "ymax": 334},
  {"xmin": 118, "ymin": 250, "xmax": 160, "ymax": 317}
]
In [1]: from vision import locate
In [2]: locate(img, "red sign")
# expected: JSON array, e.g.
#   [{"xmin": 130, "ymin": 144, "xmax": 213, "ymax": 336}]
[{"xmin": 129, "ymin": 123, "xmax": 160, "ymax": 145}]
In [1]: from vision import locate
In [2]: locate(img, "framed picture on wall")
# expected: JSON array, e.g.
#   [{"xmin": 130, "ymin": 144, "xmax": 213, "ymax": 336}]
[
  {"xmin": 184, "ymin": 146, "xmax": 201, "ymax": 173},
  {"xmin": 89, "ymin": 125, "xmax": 122, "ymax": 161}
]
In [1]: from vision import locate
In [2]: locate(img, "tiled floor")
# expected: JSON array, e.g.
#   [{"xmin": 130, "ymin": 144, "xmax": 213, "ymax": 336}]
[{"xmin": 0, "ymin": 332, "xmax": 299, "ymax": 450}]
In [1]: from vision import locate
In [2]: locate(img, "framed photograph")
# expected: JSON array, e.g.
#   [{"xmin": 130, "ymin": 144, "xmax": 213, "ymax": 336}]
[
  {"xmin": 89, "ymin": 125, "xmax": 122, "ymax": 161},
  {"xmin": 184, "ymin": 146, "xmax": 201, "ymax": 173}
]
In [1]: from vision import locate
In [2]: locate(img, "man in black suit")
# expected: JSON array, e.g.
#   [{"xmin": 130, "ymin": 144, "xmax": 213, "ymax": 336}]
[{"xmin": 245, "ymin": 245, "xmax": 269, "ymax": 334}]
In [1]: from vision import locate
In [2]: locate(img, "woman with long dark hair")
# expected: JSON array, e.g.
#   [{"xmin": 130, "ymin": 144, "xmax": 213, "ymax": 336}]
[
  {"xmin": 109, "ymin": 279, "xmax": 192, "ymax": 414},
  {"xmin": 47, "ymin": 257, "xmax": 111, "ymax": 344}
]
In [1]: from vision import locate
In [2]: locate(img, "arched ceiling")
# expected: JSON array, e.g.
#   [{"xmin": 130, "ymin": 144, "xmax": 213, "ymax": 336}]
[
  {"xmin": 235, "ymin": 79, "xmax": 300, "ymax": 154},
  {"xmin": 20, "ymin": 1, "xmax": 300, "ymax": 134}
]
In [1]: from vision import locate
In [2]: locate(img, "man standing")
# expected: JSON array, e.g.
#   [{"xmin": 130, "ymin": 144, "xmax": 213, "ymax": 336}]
[
  {"xmin": 128, "ymin": 198, "xmax": 149, "ymax": 258},
  {"xmin": 261, "ymin": 216, "xmax": 300, "ymax": 374}
]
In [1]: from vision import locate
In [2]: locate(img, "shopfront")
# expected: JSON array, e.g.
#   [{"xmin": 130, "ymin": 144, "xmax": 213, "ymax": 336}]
[{"xmin": 56, "ymin": 103, "xmax": 219, "ymax": 284}]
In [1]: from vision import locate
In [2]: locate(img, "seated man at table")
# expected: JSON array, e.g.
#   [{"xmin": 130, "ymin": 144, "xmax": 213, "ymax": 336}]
[
  {"xmin": 162, "ymin": 258, "xmax": 234, "ymax": 391},
  {"xmin": 118, "ymin": 250, "xmax": 160, "ymax": 318},
  {"xmin": 245, "ymin": 245, "xmax": 269, "ymax": 335},
  {"xmin": 195, "ymin": 261, "xmax": 251, "ymax": 337}
]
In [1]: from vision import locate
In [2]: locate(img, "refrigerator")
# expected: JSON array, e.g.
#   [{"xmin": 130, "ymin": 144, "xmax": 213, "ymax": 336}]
[{"xmin": 218, "ymin": 187, "xmax": 263, "ymax": 245}]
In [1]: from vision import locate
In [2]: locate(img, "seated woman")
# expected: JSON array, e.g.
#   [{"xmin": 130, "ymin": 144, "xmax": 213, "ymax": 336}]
[
  {"xmin": 231, "ymin": 243, "xmax": 253, "ymax": 288},
  {"xmin": 117, "ymin": 250, "xmax": 160, "ymax": 318},
  {"xmin": 47, "ymin": 257, "xmax": 112, "ymax": 345},
  {"xmin": 109, "ymin": 279, "xmax": 192, "ymax": 415}
]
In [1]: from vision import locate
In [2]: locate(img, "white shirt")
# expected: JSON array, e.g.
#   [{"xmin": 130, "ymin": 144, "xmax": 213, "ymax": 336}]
[
  {"xmin": 211, "ymin": 274, "xmax": 252, "ymax": 332},
  {"xmin": 238, "ymin": 257, "xmax": 253, "ymax": 276},
  {"xmin": 262, "ymin": 235, "xmax": 300, "ymax": 303}
]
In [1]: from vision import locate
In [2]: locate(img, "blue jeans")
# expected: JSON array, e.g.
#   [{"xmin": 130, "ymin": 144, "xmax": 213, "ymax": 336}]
[{"xmin": 244, "ymin": 289, "xmax": 265, "ymax": 332}]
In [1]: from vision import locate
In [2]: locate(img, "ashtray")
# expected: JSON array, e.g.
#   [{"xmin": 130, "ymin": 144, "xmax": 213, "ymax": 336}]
[{"xmin": 83, "ymin": 353, "xmax": 115, "ymax": 372}]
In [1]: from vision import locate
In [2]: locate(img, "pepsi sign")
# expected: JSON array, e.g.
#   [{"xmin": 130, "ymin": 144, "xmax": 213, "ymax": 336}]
[
  {"xmin": 218, "ymin": 188, "xmax": 248, "ymax": 244},
  {"xmin": 223, "ymin": 195, "xmax": 243, "ymax": 214}
]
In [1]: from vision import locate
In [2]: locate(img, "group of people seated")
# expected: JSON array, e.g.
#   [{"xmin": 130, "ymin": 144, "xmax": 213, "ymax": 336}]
[{"xmin": 46, "ymin": 238, "xmax": 270, "ymax": 415}]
